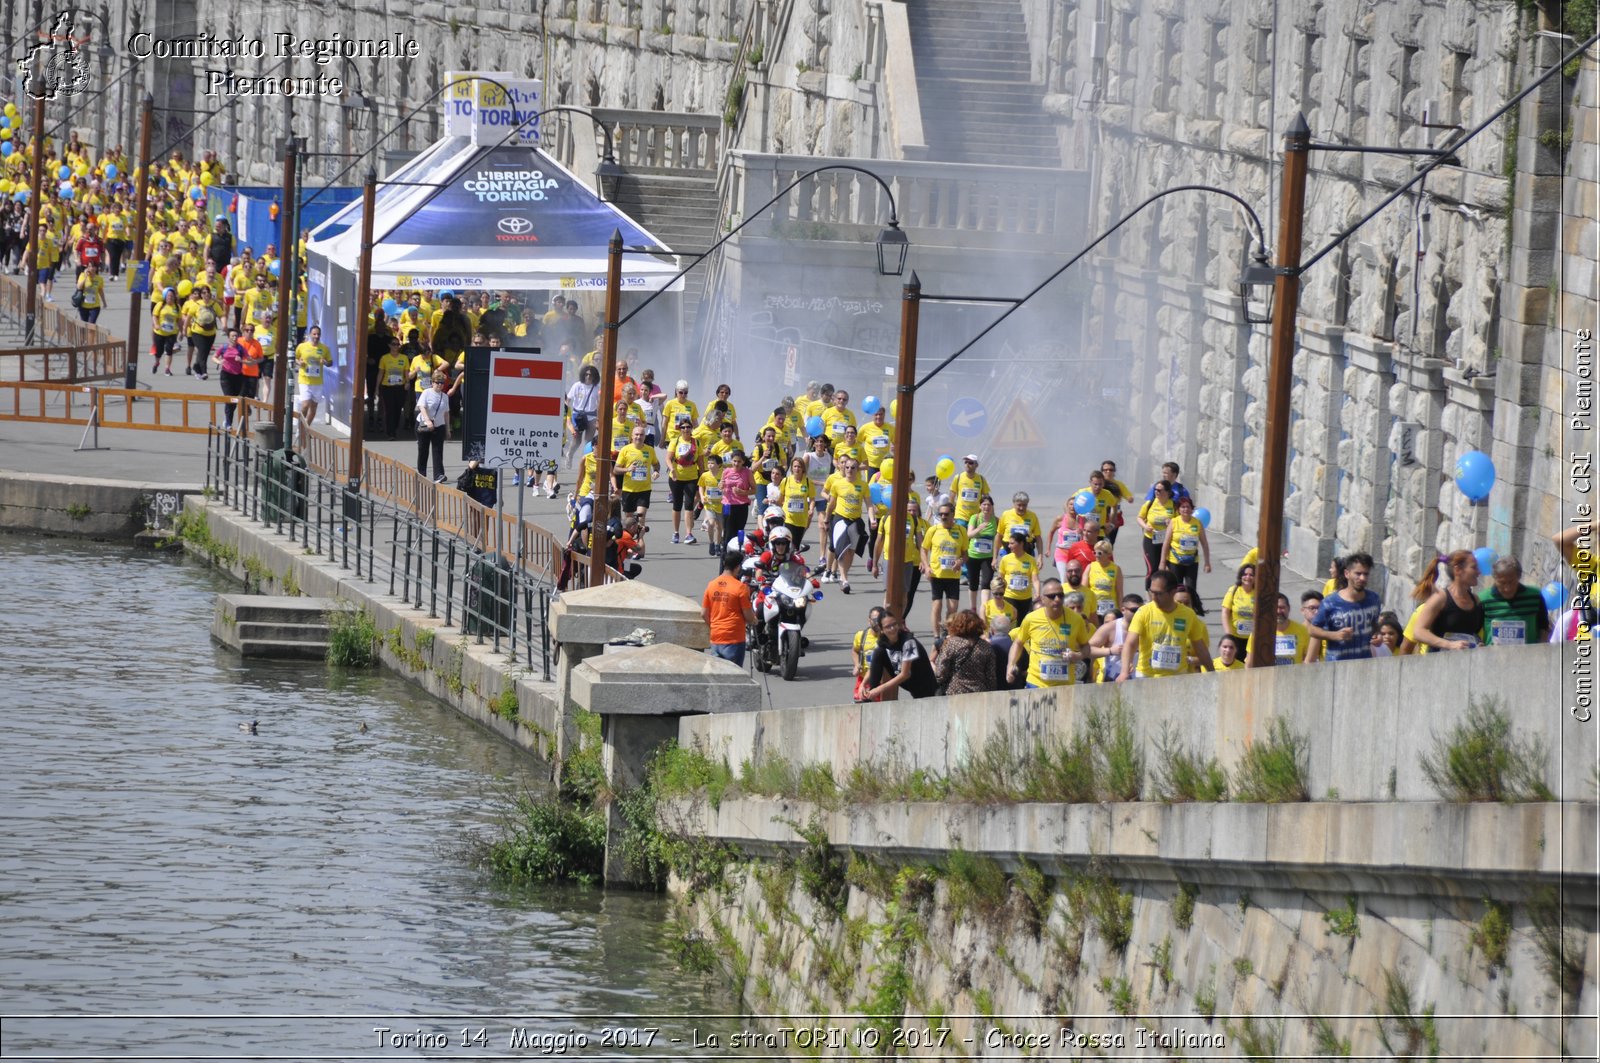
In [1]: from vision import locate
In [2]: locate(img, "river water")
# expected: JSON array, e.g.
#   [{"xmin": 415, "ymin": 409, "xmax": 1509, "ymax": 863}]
[{"xmin": 0, "ymin": 538, "xmax": 737, "ymax": 1058}]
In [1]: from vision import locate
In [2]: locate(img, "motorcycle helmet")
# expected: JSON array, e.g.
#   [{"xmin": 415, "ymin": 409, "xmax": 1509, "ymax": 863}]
[
  {"xmin": 763, "ymin": 505, "xmax": 784, "ymax": 528},
  {"xmin": 768, "ymin": 526, "xmax": 793, "ymax": 544}
]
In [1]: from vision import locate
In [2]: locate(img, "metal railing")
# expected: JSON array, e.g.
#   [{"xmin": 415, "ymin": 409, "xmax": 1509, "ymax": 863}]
[
  {"xmin": 0, "ymin": 273, "xmax": 128, "ymax": 376},
  {"xmin": 204, "ymin": 427, "xmax": 562, "ymax": 680}
]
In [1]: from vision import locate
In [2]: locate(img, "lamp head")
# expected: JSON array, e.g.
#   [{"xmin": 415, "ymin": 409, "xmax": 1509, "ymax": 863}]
[{"xmin": 875, "ymin": 219, "xmax": 909, "ymax": 277}]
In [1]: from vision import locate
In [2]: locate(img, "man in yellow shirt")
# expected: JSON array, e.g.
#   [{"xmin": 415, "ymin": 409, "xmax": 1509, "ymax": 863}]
[
  {"xmin": 293, "ymin": 326, "xmax": 332, "ymax": 445},
  {"xmin": 1246, "ymin": 593, "xmax": 1309, "ymax": 667},
  {"xmin": 376, "ymin": 344, "xmax": 411, "ymax": 440},
  {"xmin": 614, "ymin": 424, "xmax": 660, "ymax": 515},
  {"xmin": 181, "ymin": 284, "xmax": 222, "ymax": 379},
  {"xmin": 1007, "ymin": 578, "xmax": 1093, "ymax": 688},
  {"xmin": 821, "ymin": 388, "xmax": 857, "ymax": 446},
  {"xmin": 1118, "ymin": 570, "xmax": 1214, "ymax": 680},
  {"xmin": 858, "ymin": 406, "xmax": 893, "ymax": 473},
  {"xmin": 920, "ymin": 501, "xmax": 969, "ymax": 642}
]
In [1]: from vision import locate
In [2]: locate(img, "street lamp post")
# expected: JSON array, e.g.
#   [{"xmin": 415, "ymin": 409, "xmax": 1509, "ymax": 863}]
[
  {"xmin": 1245, "ymin": 115, "xmax": 1310, "ymax": 669},
  {"xmin": 21, "ymin": 78, "xmax": 46, "ymax": 344},
  {"xmin": 270, "ymin": 136, "xmax": 298, "ymax": 436},
  {"xmin": 122, "ymin": 93, "xmax": 154, "ymax": 391},
  {"xmin": 586, "ymin": 164, "xmax": 910, "ymax": 588},
  {"xmin": 346, "ymin": 168, "xmax": 378, "ymax": 490},
  {"xmin": 883, "ymin": 272, "xmax": 922, "ymax": 620}
]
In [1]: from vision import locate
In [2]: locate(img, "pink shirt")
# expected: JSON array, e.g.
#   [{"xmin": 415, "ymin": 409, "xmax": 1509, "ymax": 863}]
[{"xmin": 720, "ymin": 466, "xmax": 756, "ymax": 505}]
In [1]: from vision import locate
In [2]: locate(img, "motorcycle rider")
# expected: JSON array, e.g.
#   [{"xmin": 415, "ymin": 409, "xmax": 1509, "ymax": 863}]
[{"xmin": 744, "ymin": 525, "xmax": 820, "ymax": 660}]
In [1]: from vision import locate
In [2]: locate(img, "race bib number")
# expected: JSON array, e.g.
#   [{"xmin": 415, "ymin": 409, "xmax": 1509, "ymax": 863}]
[
  {"xmin": 938, "ymin": 550, "xmax": 957, "ymax": 572},
  {"xmin": 1008, "ymin": 573, "xmax": 1030, "ymax": 593},
  {"xmin": 830, "ymin": 420, "xmax": 847, "ymax": 436},
  {"xmin": 786, "ymin": 497, "xmax": 807, "ymax": 514},
  {"xmin": 1039, "ymin": 658, "xmax": 1072, "ymax": 681},
  {"xmin": 1274, "ymin": 634, "xmax": 1298, "ymax": 663},
  {"xmin": 1097, "ymin": 598, "xmax": 1115, "ymax": 616},
  {"xmin": 1488, "ymin": 619, "xmax": 1526, "ymax": 645},
  {"xmin": 705, "ymin": 487, "xmax": 722, "ymax": 502},
  {"xmin": 1178, "ymin": 535, "xmax": 1199, "ymax": 554},
  {"xmin": 1060, "ymin": 529, "xmax": 1080, "ymax": 548},
  {"xmin": 1235, "ymin": 617, "xmax": 1254, "ymax": 636},
  {"xmin": 386, "ymin": 370, "xmax": 403, "ymax": 385},
  {"xmin": 629, "ymin": 464, "xmax": 649, "ymax": 482},
  {"xmin": 971, "ymin": 537, "xmax": 993, "ymax": 555},
  {"xmin": 1151, "ymin": 642, "xmax": 1183, "ymax": 673},
  {"xmin": 960, "ymin": 488, "xmax": 979, "ymax": 503},
  {"xmin": 676, "ymin": 442, "xmax": 694, "ymax": 458}
]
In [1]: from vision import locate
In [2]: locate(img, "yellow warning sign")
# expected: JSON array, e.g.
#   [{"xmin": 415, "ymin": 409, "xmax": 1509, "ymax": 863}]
[{"xmin": 990, "ymin": 396, "xmax": 1045, "ymax": 449}]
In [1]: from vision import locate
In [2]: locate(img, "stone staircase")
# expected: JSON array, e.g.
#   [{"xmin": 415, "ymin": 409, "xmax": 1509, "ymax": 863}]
[
  {"xmin": 906, "ymin": 0, "xmax": 1061, "ymax": 167},
  {"xmin": 211, "ymin": 594, "xmax": 335, "ymax": 660},
  {"xmin": 607, "ymin": 172, "xmax": 720, "ymax": 334}
]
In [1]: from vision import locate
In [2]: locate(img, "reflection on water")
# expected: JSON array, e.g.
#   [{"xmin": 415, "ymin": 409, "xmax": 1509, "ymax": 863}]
[{"xmin": 0, "ymin": 538, "xmax": 737, "ymax": 1056}]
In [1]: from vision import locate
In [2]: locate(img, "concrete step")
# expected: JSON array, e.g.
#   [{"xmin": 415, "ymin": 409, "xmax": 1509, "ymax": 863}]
[
  {"xmin": 237, "ymin": 637, "xmax": 329, "ymax": 661},
  {"xmin": 236, "ymin": 620, "xmax": 330, "ymax": 644},
  {"xmin": 228, "ymin": 595, "xmax": 337, "ymax": 625}
]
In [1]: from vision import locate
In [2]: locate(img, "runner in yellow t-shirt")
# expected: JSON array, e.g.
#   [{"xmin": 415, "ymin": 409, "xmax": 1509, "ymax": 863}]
[
  {"xmin": 1119, "ymin": 570, "xmax": 1213, "ymax": 679},
  {"xmin": 293, "ymin": 326, "xmax": 331, "ymax": 440},
  {"xmin": 920, "ymin": 502, "xmax": 969, "ymax": 640},
  {"xmin": 1008, "ymin": 579, "xmax": 1093, "ymax": 688}
]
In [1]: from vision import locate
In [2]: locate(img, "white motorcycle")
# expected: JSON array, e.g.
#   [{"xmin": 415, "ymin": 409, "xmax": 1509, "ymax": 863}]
[{"xmin": 751, "ymin": 558, "xmax": 821, "ymax": 680}]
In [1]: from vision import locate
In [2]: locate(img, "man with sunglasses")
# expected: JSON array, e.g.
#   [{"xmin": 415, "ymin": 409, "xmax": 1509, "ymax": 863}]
[
  {"xmin": 951, "ymin": 455, "xmax": 990, "ymax": 525},
  {"xmin": 921, "ymin": 503, "xmax": 969, "ymax": 642},
  {"xmin": 1007, "ymin": 578, "xmax": 1095, "ymax": 688},
  {"xmin": 663, "ymin": 380, "xmax": 699, "ymax": 434},
  {"xmin": 1118, "ymin": 569, "xmax": 1213, "ymax": 681}
]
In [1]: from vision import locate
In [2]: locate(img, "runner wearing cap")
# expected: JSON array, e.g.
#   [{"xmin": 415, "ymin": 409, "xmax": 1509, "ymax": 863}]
[{"xmin": 952, "ymin": 455, "xmax": 990, "ymax": 525}]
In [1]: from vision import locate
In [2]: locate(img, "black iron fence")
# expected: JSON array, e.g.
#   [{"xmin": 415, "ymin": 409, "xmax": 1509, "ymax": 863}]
[{"xmin": 204, "ymin": 428, "xmax": 555, "ymax": 681}]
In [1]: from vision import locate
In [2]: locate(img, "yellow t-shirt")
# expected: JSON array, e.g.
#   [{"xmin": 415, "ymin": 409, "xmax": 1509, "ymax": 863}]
[
  {"xmin": 1015, "ymin": 609, "xmax": 1092, "ymax": 687},
  {"xmin": 295, "ymin": 342, "xmax": 330, "ymax": 386},
  {"xmin": 75, "ymin": 273, "xmax": 105, "ymax": 308},
  {"xmin": 780, "ymin": 476, "xmax": 815, "ymax": 528},
  {"xmin": 376, "ymin": 352, "xmax": 409, "ymax": 387},
  {"xmin": 853, "ymin": 627, "xmax": 880, "ymax": 671},
  {"xmin": 1086, "ymin": 561, "xmax": 1121, "ymax": 621},
  {"xmin": 858, "ymin": 422, "xmax": 893, "ymax": 469},
  {"xmin": 1128, "ymin": 602, "xmax": 1206, "ymax": 677},
  {"xmin": 921, "ymin": 523, "xmax": 969, "ymax": 579},
  {"xmin": 997, "ymin": 551, "xmax": 1039, "ymax": 603},
  {"xmin": 1061, "ymin": 581, "xmax": 1099, "ymax": 623},
  {"xmin": 997, "ymin": 508, "xmax": 1041, "ymax": 545},
  {"xmin": 181, "ymin": 297, "xmax": 221, "ymax": 337},
  {"xmin": 151, "ymin": 303, "xmax": 181, "ymax": 337},
  {"xmin": 409, "ymin": 353, "xmax": 444, "ymax": 392},
  {"xmin": 615, "ymin": 442, "xmax": 658, "ymax": 491},
  {"xmin": 577, "ymin": 453, "xmax": 599, "ymax": 498},
  {"xmin": 662, "ymin": 398, "xmax": 699, "ymax": 431},
  {"xmin": 697, "ymin": 469, "xmax": 724, "ymax": 507},
  {"xmin": 665, "ymin": 436, "xmax": 704, "ymax": 482},
  {"xmin": 824, "ymin": 472, "xmax": 867, "ymax": 521},
  {"xmin": 709, "ymin": 436, "xmax": 744, "ymax": 461},
  {"xmin": 1140, "ymin": 498, "xmax": 1177, "ymax": 542},
  {"xmin": 1222, "ymin": 585, "xmax": 1257, "ymax": 638},
  {"xmin": 1246, "ymin": 620, "xmax": 1309, "ymax": 667},
  {"xmin": 951, "ymin": 472, "xmax": 990, "ymax": 522},
  {"xmin": 1166, "ymin": 515, "xmax": 1203, "ymax": 564},
  {"xmin": 821, "ymin": 406, "xmax": 857, "ymax": 442},
  {"xmin": 878, "ymin": 515, "xmax": 927, "ymax": 564}
]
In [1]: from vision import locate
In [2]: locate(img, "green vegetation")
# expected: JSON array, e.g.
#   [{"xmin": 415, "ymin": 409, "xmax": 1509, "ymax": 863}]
[
  {"xmin": 857, "ymin": 867, "xmax": 932, "ymax": 1047},
  {"xmin": 1173, "ymin": 882, "xmax": 1199, "ymax": 930},
  {"xmin": 1232, "ymin": 718, "xmax": 1311, "ymax": 802},
  {"xmin": 1472, "ymin": 898, "xmax": 1513, "ymax": 973},
  {"xmin": 789, "ymin": 815, "xmax": 849, "ymax": 915},
  {"xmin": 1377, "ymin": 968, "xmax": 1440, "ymax": 1060},
  {"xmin": 491, "ymin": 684, "xmax": 519, "ymax": 722},
  {"xmin": 1193, "ymin": 965, "xmax": 1218, "ymax": 1022},
  {"xmin": 745, "ymin": 43, "xmax": 764, "ymax": 67},
  {"xmin": 483, "ymin": 791, "xmax": 605, "ymax": 883},
  {"xmin": 1232, "ymin": 957, "xmax": 1254, "ymax": 980},
  {"xmin": 65, "ymin": 502, "xmax": 92, "ymax": 520},
  {"xmin": 1309, "ymin": 1015, "xmax": 1352, "ymax": 1056},
  {"xmin": 280, "ymin": 567, "xmax": 301, "ymax": 597},
  {"xmin": 1063, "ymin": 868, "xmax": 1134, "ymax": 954},
  {"xmin": 167, "ymin": 509, "xmax": 238, "ymax": 565},
  {"xmin": 1420, "ymin": 698, "xmax": 1554, "ymax": 801},
  {"xmin": 327, "ymin": 607, "xmax": 377, "ymax": 667},
  {"xmin": 384, "ymin": 626, "xmax": 428, "ymax": 672},
  {"xmin": 1099, "ymin": 975, "xmax": 1135, "ymax": 1016},
  {"xmin": 723, "ymin": 74, "xmax": 745, "ymax": 127},
  {"xmin": 1324, "ymin": 894, "xmax": 1361, "ymax": 939},
  {"xmin": 1531, "ymin": 886, "xmax": 1587, "ymax": 1002},
  {"xmin": 1150, "ymin": 934, "xmax": 1174, "ymax": 989},
  {"xmin": 1227, "ymin": 1015, "xmax": 1282, "ymax": 1060},
  {"xmin": 944, "ymin": 848, "xmax": 1010, "ymax": 925},
  {"xmin": 1153, "ymin": 721, "xmax": 1229, "ymax": 801}
]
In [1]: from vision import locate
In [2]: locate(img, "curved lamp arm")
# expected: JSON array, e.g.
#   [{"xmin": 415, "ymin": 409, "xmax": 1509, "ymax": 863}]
[{"xmin": 914, "ymin": 183, "xmax": 1267, "ymax": 391}]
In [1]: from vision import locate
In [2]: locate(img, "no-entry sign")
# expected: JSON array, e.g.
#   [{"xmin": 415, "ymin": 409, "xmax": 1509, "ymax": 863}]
[{"xmin": 484, "ymin": 351, "xmax": 564, "ymax": 468}]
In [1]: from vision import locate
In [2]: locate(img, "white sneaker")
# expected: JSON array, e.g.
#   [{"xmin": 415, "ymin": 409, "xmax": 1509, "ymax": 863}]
[{"xmin": 671, "ymin": 532, "xmax": 680, "ymax": 544}]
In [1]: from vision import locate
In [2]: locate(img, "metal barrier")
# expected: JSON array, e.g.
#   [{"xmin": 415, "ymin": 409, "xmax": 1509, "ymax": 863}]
[
  {"xmin": 0, "ymin": 380, "xmax": 240, "ymax": 433},
  {"xmin": 0, "ymin": 342, "xmax": 127, "ymax": 383},
  {"xmin": 203, "ymin": 425, "xmax": 636, "ymax": 680}
]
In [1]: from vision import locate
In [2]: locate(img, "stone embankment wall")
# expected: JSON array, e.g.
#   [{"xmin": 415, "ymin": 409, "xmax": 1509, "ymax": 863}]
[
  {"xmin": 0, "ymin": 472, "xmax": 197, "ymax": 541},
  {"xmin": 666, "ymin": 645, "xmax": 1596, "ymax": 1058}
]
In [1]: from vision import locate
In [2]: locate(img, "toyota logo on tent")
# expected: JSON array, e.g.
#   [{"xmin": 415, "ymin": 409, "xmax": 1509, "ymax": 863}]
[{"xmin": 497, "ymin": 216, "xmax": 534, "ymax": 235}]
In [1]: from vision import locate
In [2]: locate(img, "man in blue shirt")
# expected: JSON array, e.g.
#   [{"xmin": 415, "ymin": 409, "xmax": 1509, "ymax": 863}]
[
  {"xmin": 1304, "ymin": 552, "xmax": 1383, "ymax": 662},
  {"xmin": 1143, "ymin": 461, "xmax": 1192, "ymax": 504}
]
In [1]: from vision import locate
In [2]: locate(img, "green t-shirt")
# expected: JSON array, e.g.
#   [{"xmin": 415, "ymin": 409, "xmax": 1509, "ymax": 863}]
[{"xmin": 1477, "ymin": 584, "xmax": 1549, "ymax": 646}]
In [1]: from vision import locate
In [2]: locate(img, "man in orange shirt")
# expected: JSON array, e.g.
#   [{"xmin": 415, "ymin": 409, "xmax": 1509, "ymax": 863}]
[
  {"xmin": 702, "ymin": 549, "xmax": 756, "ymax": 666},
  {"xmin": 235, "ymin": 322, "xmax": 265, "ymax": 434}
]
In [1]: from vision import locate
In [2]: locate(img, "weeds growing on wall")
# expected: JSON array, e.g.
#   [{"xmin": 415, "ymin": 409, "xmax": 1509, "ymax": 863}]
[
  {"xmin": 1530, "ymin": 886, "xmax": 1587, "ymax": 1002},
  {"xmin": 1419, "ymin": 697, "xmax": 1554, "ymax": 802},
  {"xmin": 1153, "ymin": 721, "xmax": 1230, "ymax": 802},
  {"xmin": 1377, "ymin": 967, "xmax": 1440, "ymax": 1060},
  {"xmin": 1232, "ymin": 718, "xmax": 1311, "ymax": 802},
  {"xmin": 326, "ymin": 607, "xmax": 377, "ymax": 667},
  {"xmin": 1472, "ymin": 898, "xmax": 1513, "ymax": 973},
  {"xmin": 944, "ymin": 848, "xmax": 1010, "ymax": 926}
]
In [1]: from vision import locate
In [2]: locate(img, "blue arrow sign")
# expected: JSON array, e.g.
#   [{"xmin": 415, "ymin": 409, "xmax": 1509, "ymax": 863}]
[{"xmin": 948, "ymin": 396, "xmax": 988, "ymax": 438}]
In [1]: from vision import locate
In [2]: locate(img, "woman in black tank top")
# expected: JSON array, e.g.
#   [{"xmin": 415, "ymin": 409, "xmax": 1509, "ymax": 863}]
[{"xmin": 1410, "ymin": 549, "xmax": 1486, "ymax": 650}]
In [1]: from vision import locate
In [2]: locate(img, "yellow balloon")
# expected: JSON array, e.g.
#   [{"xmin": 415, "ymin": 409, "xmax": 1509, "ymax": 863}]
[
  {"xmin": 177, "ymin": 279, "xmax": 193, "ymax": 298},
  {"xmin": 74, "ymin": 162, "xmax": 88, "ymax": 176},
  {"xmin": 200, "ymin": 172, "xmax": 214, "ymax": 186},
  {"xmin": 0, "ymin": 128, "xmax": 10, "ymax": 140},
  {"xmin": 880, "ymin": 458, "xmax": 896, "ymax": 484},
  {"xmin": 935, "ymin": 458, "xmax": 956, "ymax": 480},
  {"xmin": 889, "ymin": 398, "xmax": 898, "ymax": 421},
  {"xmin": 3, "ymin": 103, "xmax": 15, "ymax": 118}
]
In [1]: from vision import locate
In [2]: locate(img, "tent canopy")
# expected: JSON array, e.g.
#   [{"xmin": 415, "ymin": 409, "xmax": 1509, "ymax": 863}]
[{"xmin": 307, "ymin": 137, "xmax": 681, "ymax": 291}]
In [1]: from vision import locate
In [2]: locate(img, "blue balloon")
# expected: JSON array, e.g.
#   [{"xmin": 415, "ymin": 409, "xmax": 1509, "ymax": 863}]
[
  {"xmin": 0, "ymin": 142, "xmax": 12, "ymax": 157},
  {"xmin": 382, "ymin": 298, "xmax": 399, "ymax": 316},
  {"xmin": 1193, "ymin": 506, "xmax": 1212, "ymax": 528},
  {"xmin": 869, "ymin": 482, "xmax": 887, "ymax": 507},
  {"xmin": 1454, "ymin": 450, "xmax": 1496, "ymax": 502},
  {"xmin": 1473, "ymin": 546, "xmax": 1498, "ymax": 573},
  {"xmin": 12, "ymin": 189, "xmax": 26, "ymax": 202},
  {"xmin": 861, "ymin": 395, "xmax": 881, "ymax": 415},
  {"xmin": 105, "ymin": 163, "xmax": 117, "ymax": 179},
  {"xmin": 57, "ymin": 165, "xmax": 70, "ymax": 180},
  {"xmin": 1543, "ymin": 581, "xmax": 1567, "ymax": 611},
  {"xmin": 268, "ymin": 261, "xmax": 281, "ymax": 277},
  {"xmin": 189, "ymin": 185, "xmax": 204, "ymax": 201},
  {"xmin": 58, "ymin": 183, "xmax": 74, "ymax": 200},
  {"xmin": 0, "ymin": 115, "xmax": 9, "ymax": 128},
  {"xmin": 1072, "ymin": 490, "xmax": 1096, "ymax": 516},
  {"xmin": 805, "ymin": 415, "xmax": 824, "ymax": 437}
]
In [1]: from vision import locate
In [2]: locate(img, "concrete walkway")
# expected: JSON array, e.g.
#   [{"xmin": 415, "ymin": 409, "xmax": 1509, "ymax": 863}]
[{"xmin": 1, "ymin": 275, "xmax": 1320, "ymax": 710}]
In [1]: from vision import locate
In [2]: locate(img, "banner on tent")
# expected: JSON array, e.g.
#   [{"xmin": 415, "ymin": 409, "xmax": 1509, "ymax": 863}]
[
  {"xmin": 444, "ymin": 72, "xmax": 541, "ymax": 146},
  {"xmin": 484, "ymin": 349, "xmax": 564, "ymax": 468}
]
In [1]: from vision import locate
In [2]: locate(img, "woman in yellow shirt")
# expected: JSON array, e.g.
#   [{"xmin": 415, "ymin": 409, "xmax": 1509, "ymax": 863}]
[
  {"xmin": 876, "ymin": 498, "xmax": 928, "ymax": 615},
  {"xmin": 1160, "ymin": 495, "xmax": 1212, "ymax": 616},
  {"xmin": 1084, "ymin": 539, "xmax": 1123, "ymax": 626},
  {"xmin": 1137, "ymin": 481, "xmax": 1178, "ymax": 591},
  {"xmin": 1222, "ymin": 563, "xmax": 1258, "ymax": 639},
  {"xmin": 150, "ymin": 288, "xmax": 182, "ymax": 375},
  {"xmin": 776, "ymin": 457, "xmax": 816, "ymax": 551}
]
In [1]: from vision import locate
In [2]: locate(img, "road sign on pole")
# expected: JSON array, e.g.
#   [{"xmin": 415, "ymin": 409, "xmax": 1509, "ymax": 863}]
[
  {"xmin": 948, "ymin": 396, "xmax": 988, "ymax": 438},
  {"xmin": 990, "ymin": 396, "xmax": 1044, "ymax": 449},
  {"xmin": 484, "ymin": 349, "xmax": 564, "ymax": 468}
]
